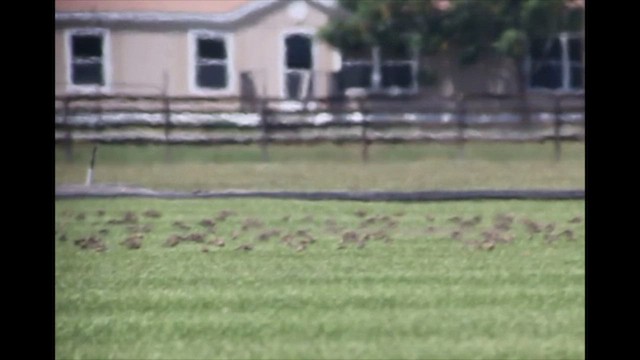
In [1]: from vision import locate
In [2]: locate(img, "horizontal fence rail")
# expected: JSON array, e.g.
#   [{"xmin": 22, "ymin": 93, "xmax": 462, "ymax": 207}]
[{"xmin": 55, "ymin": 92, "xmax": 584, "ymax": 161}]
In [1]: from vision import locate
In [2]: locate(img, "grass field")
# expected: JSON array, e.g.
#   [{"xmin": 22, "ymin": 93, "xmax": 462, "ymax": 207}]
[
  {"xmin": 55, "ymin": 143, "xmax": 585, "ymax": 190},
  {"xmin": 56, "ymin": 198, "xmax": 585, "ymax": 359}
]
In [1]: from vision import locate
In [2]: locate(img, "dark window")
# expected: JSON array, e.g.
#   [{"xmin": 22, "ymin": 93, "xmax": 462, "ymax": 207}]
[
  {"xmin": 285, "ymin": 72, "xmax": 313, "ymax": 99},
  {"xmin": 195, "ymin": 35, "xmax": 228, "ymax": 89},
  {"xmin": 338, "ymin": 48, "xmax": 417, "ymax": 94},
  {"xmin": 197, "ymin": 64, "xmax": 227, "ymax": 89},
  {"xmin": 287, "ymin": 73, "xmax": 302, "ymax": 99},
  {"xmin": 72, "ymin": 35, "xmax": 102, "ymax": 57},
  {"xmin": 530, "ymin": 64, "xmax": 562, "ymax": 89},
  {"xmin": 198, "ymin": 38, "xmax": 226, "ymax": 60},
  {"xmin": 340, "ymin": 63, "xmax": 373, "ymax": 89},
  {"xmin": 570, "ymin": 65, "xmax": 583, "ymax": 89},
  {"xmin": 530, "ymin": 38, "xmax": 561, "ymax": 61},
  {"xmin": 568, "ymin": 38, "xmax": 583, "ymax": 62},
  {"xmin": 70, "ymin": 33, "xmax": 104, "ymax": 86},
  {"xmin": 72, "ymin": 63, "xmax": 104, "ymax": 85},
  {"xmin": 286, "ymin": 34, "xmax": 312, "ymax": 69},
  {"xmin": 381, "ymin": 63, "xmax": 412, "ymax": 88},
  {"xmin": 529, "ymin": 34, "xmax": 583, "ymax": 90}
]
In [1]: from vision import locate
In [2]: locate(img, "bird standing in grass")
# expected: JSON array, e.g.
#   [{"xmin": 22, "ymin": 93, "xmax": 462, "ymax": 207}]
[
  {"xmin": 521, "ymin": 218, "xmax": 543, "ymax": 239},
  {"xmin": 480, "ymin": 240, "xmax": 496, "ymax": 251},
  {"xmin": 122, "ymin": 234, "xmax": 143, "ymax": 249},
  {"xmin": 209, "ymin": 237, "xmax": 226, "ymax": 247},
  {"xmin": 569, "ymin": 216, "xmax": 583, "ymax": 224},
  {"xmin": 235, "ymin": 243, "xmax": 254, "ymax": 251},
  {"xmin": 559, "ymin": 229, "xmax": 575, "ymax": 241},
  {"xmin": 164, "ymin": 235, "xmax": 182, "ymax": 247}
]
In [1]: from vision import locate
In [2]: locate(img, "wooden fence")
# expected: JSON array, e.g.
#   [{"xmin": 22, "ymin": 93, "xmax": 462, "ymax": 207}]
[{"xmin": 54, "ymin": 92, "xmax": 584, "ymax": 162}]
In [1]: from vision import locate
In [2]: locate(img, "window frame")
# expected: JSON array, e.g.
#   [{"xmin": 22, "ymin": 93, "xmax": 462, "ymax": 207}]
[
  {"xmin": 65, "ymin": 28, "xmax": 111, "ymax": 93},
  {"xmin": 188, "ymin": 29, "xmax": 234, "ymax": 96},
  {"xmin": 338, "ymin": 47, "xmax": 419, "ymax": 96},
  {"xmin": 378, "ymin": 58, "xmax": 418, "ymax": 95},
  {"xmin": 340, "ymin": 59, "xmax": 374, "ymax": 90},
  {"xmin": 279, "ymin": 28, "xmax": 317, "ymax": 99},
  {"xmin": 527, "ymin": 32, "xmax": 584, "ymax": 93}
]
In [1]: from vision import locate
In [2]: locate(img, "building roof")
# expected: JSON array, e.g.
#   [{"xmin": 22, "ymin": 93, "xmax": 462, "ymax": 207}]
[
  {"xmin": 55, "ymin": 0, "xmax": 252, "ymax": 14},
  {"xmin": 55, "ymin": 0, "xmax": 343, "ymax": 27}
]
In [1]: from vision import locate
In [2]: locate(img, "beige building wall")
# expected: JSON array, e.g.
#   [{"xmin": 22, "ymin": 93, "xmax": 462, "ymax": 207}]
[
  {"xmin": 54, "ymin": 31, "xmax": 67, "ymax": 93},
  {"xmin": 55, "ymin": 28, "xmax": 189, "ymax": 96},
  {"xmin": 55, "ymin": 1, "xmax": 338, "ymax": 97},
  {"xmin": 110, "ymin": 30, "xmax": 189, "ymax": 95},
  {"xmin": 234, "ymin": 2, "xmax": 337, "ymax": 98}
]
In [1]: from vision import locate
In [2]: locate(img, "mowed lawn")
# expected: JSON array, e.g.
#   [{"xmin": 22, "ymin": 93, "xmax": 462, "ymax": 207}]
[
  {"xmin": 55, "ymin": 143, "xmax": 585, "ymax": 190},
  {"xmin": 56, "ymin": 198, "xmax": 585, "ymax": 360}
]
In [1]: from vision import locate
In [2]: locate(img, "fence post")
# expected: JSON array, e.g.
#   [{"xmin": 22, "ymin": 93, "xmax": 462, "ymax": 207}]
[
  {"xmin": 163, "ymin": 95, "xmax": 172, "ymax": 161},
  {"xmin": 259, "ymin": 98, "xmax": 270, "ymax": 162},
  {"xmin": 553, "ymin": 94, "xmax": 563, "ymax": 162},
  {"xmin": 162, "ymin": 73, "xmax": 172, "ymax": 161},
  {"xmin": 456, "ymin": 94, "xmax": 467, "ymax": 159},
  {"xmin": 96, "ymin": 86, "xmax": 103, "ymax": 124},
  {"xmin": 520, "ymin": 92, "xmax": 531, "ymax": 125},
  {"xmin": 360, "ymin": 99, "xmax": 370, "ymax": 163},
  {"xmin": 63, "ymin": 97, "xmax": 73, "ymax": 162}
]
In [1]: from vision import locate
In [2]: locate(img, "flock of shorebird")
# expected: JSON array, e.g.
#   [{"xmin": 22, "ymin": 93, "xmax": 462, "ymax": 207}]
[{"xmin": 56, "ymin": 208, "xmax": 583, "ymax": 254}]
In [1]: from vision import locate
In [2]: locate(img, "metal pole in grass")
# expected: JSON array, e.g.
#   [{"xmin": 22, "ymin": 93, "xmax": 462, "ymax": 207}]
[
  {"xmin": 553, "ymin": 93, "xmax": 563, "ymax": 162},
  {"xmin": 85, "ymin": 145, "xmax": 98, "ymax": 186}
]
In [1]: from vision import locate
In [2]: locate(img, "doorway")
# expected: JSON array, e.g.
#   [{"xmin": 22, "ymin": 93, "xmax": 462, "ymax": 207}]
[{"xmin": 283, "ymin": 33, "xmax": 313, "ymax": 99}]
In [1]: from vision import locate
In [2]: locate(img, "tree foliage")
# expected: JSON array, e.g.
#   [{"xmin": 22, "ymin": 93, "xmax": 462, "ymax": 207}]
[
  {"xmin": 318, "ymin": 0, "xmax": 450, "ymax": 57},
  {"xmin": 445, "ymin": 0, "xmax": 583, "ymax": 65},
  {"xmin": 319, "ymin": 0, "xmax": 584, "ymax": 64}
]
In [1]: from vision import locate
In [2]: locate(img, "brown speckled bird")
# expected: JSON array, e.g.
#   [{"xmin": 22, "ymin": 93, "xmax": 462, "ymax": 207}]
[
  {"xmin": 242, "ymin": 218, "xmax": 264, "ymax": 231},
  {"xmin": 199, "ymin": 219, "xmax": 216, "ymax": 228},
  {"xmin": 354, "ymin": 210, "xmax": 368, "ymax": 218},
  {"xmin": 172, "ymin": 221, "xmax": 191, "ymax": 231},
  {"xmin": 448, "ymin": 216, "xmax": 462, "ymax": 224},
  {"xmin": 215, "ymin": 210, "xmax": 237, "ymax": 222},
  {"xmin": 480, "ymin": 240, "xmax": 496, "ymax": 251},
  {"xmin": 122, "ymin": 234, "xmax": 143, "ymax": 249},
  {"xmin": 143, "ymin": 210, "xmax": 162, "ymax": 218},
  {"xmin": 210, "ymin": 237, "xmax": 226, "ymax": 247},
  {"xmin": 235, "ymin": 243, "xmax": 254, "ymax": 251},
  {"xmin": 164, "ymin": 235, "xmax": 182, "ymax": 247},
  {"xmin": 187, "ymin": 233, "xmax": 206, "ymax": 243},
  {"xmin": 568, "ymin": 216, "xmax": 582, "ymax": 224},
  {"xmin": 544, "ymin": 223, "xmax": 556, "ymax": 233},
  {"xmin": 521, "ymin": 219, "xmax": 543, "ymax": 239},
  {"xmin": 559, "ymin": 229, "xmax": 575, "ymax": 241},
  {"xmin": 342, "ymin": 230, "xmax": 359, "ymax": 244}
]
